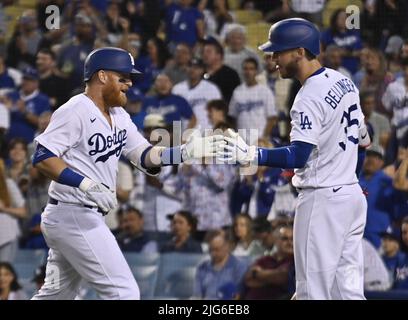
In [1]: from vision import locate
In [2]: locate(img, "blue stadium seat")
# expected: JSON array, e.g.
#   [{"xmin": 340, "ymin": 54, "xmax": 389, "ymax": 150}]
[
  {"xmin": 132, "ymin": 266, "xmax": 159, "ymax": 299},
  {"xmin": 14, "ymin": 249, "xmax": 47, "ymax": 280},
  {"xmin": 154, "ymin": 253, "xmax": 209, "ymax": 299},
  {"xmin": 124, "ymin": 252, "xmax": 160, "ymax": 267}
]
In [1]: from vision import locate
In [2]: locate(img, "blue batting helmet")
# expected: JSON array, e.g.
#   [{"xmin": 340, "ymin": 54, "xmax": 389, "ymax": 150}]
[
  {"xmin": 83, "ymin": 47, "xmax": 142, "ymax": 82},
  {"xmin": 259, "ymin": 18, "xmax": 320, "ymax": 56}
]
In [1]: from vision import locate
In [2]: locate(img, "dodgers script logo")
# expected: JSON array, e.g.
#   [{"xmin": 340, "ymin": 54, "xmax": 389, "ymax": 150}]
[{"xmin": 88, "ymin": 127, "xmax": 127, "ymax": 163}]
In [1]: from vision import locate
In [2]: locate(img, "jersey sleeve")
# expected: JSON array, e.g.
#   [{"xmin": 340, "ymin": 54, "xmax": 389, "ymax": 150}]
[
  {"xmin": 34, "ymin": 106, "xmax": 82, "ymax": 156},
  {"xmin": 290, "ymin": 98, "xmax": 323, "ymax": 145},
  {"xmin": 381, "ymin": 82, "xmax": 397, "ymax": 111}
]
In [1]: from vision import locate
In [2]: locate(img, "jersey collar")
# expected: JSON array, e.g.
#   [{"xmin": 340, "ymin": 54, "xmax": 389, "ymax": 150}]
[{"xmin": 307, "ymin": 67, "xmax": 326, "ymax": 80}]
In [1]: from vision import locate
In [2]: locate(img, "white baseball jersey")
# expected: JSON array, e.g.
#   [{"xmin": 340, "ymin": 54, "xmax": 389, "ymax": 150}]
[
  {"xmin": 172, "ymin": 79, "xmax": 222, "ymax": 129},
  {"xmin": 35, "ymin": 93, "xmax": 150, "ymax": 206},
  {"xmin": 229, "ymin": 83, "xmax": 277, "ymax": 144},
  {"xmin": 290, "ymin": 67, "xmax": 365, "ymax": 188},
  {"xmin": 382, "ymin": 77, "xmax": 408, "ymax": 138}
]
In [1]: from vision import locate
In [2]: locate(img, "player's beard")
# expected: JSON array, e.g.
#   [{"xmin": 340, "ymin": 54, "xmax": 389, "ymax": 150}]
[
  {"xmin": 279, "ymin": 60, "xmax": 298, "ymax": 79},
  {"xmin": 103, "ymin": 86, "xmax": 127, "ymax": 107}
]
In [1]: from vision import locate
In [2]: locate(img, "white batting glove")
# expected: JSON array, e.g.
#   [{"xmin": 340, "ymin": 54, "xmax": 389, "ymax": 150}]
[
  {"xmin": 181, "ymin": 130, "xmax": 226, "ymax": 161},
  {"xmin": 79, "ymin": 177, "xmax": 117, "ymax": 214},
  {"xmin": 217, "ymin": 129, "xmax": 257, "ymax": 165},
  {"xmin": 358, "ymin": 125, "xmax": 371, "ymax": 148}
]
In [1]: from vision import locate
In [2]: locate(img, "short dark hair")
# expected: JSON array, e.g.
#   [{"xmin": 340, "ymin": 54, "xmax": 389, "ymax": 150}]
[
  {"xmin": 206, "ymin": 229, "xmax": 232, "ymax": 244},
  {"xmin": 8, "ymin": 137, "xmax": 28, "ymax": 152},
  {"xmin": 37, "ymin": 48, "xmax": 56, "ymax": 60},
  {"xmin": 170, "ymin": 210, "xmax": 198, "ymax": 233},
  {"xmin": 402, "ymin": 216, "xmax": 408, "ymax": 225},
  {"xmin": 204, "ymin": 39, "xmax": 224, "ymax": 57},
  {"xmin": 125, "ymin": 206, "xmax": 143, "ymax": 218},
  {"xmin": 207, "ymin": 99, "xmax": 228, "ymax": 113},
  {"xmin": 242, "ymin": 57, "xmax": 258, "ymax": 69},
  {"xmin": 304, "ymin": 49, "xmax": 316, "ymax": 61}
]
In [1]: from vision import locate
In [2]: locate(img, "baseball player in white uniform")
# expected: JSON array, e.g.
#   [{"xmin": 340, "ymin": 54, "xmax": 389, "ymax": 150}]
[
  {"xmin": 219, "ymin": 19, "xmax": 371, "ymax": 299},
  {"xmin": 30, "ymin": 47, "xmax": 224, "ymax": 300}
]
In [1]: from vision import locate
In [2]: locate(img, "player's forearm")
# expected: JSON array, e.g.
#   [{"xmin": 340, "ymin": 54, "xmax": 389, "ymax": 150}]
[
  {"xmin": 187, "ymin": 115, "xmax": 197, "ymax": 129},
  {"xmin": 34, "ymin": 156, "xmax": 68, "ymax": 181},
  {"xmin": 257, "ymin": 141, "xmax": 313, "ymax": 169}
]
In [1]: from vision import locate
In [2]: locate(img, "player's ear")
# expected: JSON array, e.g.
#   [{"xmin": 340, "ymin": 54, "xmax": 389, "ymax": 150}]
[{"xmin": 97, "ymin": 70, "xmax": 108, "ymax": 84}]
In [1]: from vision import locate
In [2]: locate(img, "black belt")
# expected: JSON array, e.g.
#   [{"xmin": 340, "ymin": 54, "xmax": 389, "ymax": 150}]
[{"xmin": 48, "ymin": 197, "xmax": 107, "ymax": 216}]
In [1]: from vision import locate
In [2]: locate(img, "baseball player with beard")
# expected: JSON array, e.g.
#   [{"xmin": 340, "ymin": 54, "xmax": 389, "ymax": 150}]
[
  {"xmin": 30, "ymin": 47, "xmax": 224, "ymax": 300},
  {"xmin": 219, "ymin": 19, "xmax": 371, "ymax": 300}
]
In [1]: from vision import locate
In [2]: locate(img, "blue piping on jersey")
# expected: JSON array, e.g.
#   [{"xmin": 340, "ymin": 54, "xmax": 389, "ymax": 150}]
[{"xmin": 308, "ymin": 67, "xmax": 326, "ymax": 79}]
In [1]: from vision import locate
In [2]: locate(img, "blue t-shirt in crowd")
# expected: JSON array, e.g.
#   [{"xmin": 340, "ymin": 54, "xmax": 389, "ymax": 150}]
[
  {"xmin": 142, "ymin": 94, "xmax": 193, "ymax": 125},
  {"xmin": 321, "ymin": 29, "xmax": 362, "ymax": 74},
  {"xmin": 165, "ymin": 3, "xmax": 203, "ymax": 47},
  {"xmin": 194, "ymin": 255, "xmax": 248, "ymax": 299},
  {"xmin": 133, "ymin": 55, "xmax": 163, "ymax": 94},
  {"xmin": 58, "ymin": 42, "xmax": 94, "ymax": 90},
  {"xmin": 394, "ymin": 253, "xmax": 408, "ymax": 289},
  {"xmin": 0, "ymin": 69, "xmax": 15, "ymax": 90},
  {"xmin": 7, "ymin": 90, "xmax": 51, "ymax": 143},
  {"xmin": 359, "ymin": 170, "xmax": 395, "ymax": 249},
  {"xmin": 383, "ymin": 251, "xmax": 408, "ymax": 289}
]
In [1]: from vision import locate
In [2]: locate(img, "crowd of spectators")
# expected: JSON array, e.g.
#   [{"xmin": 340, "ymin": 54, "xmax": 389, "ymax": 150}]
[{"xmin": 1, "ymin": 0, "xmax": 408, "ymax": 299}]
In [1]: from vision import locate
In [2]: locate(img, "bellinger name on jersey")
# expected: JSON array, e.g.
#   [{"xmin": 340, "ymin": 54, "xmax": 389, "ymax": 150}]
[{"xmin": 324, "ymin": 78, "xmax": 356, "ymax": 109}]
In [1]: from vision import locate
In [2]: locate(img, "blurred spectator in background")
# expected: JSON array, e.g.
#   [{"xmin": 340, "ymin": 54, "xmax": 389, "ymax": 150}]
[
  {"xmin": 142, "ymin": 73, "xmax": 196, "ymax": 130},
  {"xmin": 0, "ymin": 98, "xmax": 10, "ymax": 158},
  {"xmin": 251, "ymin": 217, "xmax": 275, "ymax": 256},
  {"xmin": 256, "ymin": 53, "xmax": 292, "ymax": 139},
  {"xmin": 231, "ymin": 213, "xmax": 263, "ymax": 258},
  {"xmin": 116, "ymin": 207, "xmax": 158, "ymax": 253},
  {"xmin": 362, "ymin": 238, "xmax": 391, "ymax": 291},
  {"xmin": 360, "ymin": 146, "xmax": 395, "ymax": 249},
  {"xmin": 242, "ymin": 223, "xmax": 294, "ymax": 300},
  {"xmin": 6, "ymin": 9, "xmax": 42, "ymax": 70},
  {"xmin": 160, "ymin": 210, "xmax": 202, "ymax": 253},
  {"xmin": 361, "ymin": 91, "xmax": 391, "ymax": 150},
  {"xmin": 242, "ymin": 0, "xmax": 291, "ymax": 23},
  {"xmin": 0, "ymin": 262, "xmax": 27, "ymax": 300},
  {"xmin": 194, "ymin": 230, "xmax": 248, "ymax": 299},
  {"xmin": 321, "ymin": 9, "xmax": 362, "ymax": 75},
  {"xmin": 164, "ymin": 0, "xmax": 205, "ymax": 50},
  {"xmin": 202, "ymin": 38, "xmax": 240, "ymax": 103},
  {"xmin": 57, "ymin": 12, "xmax": 96, "ymax": 93},
  {"xmin": 6, "ymin": 138, "xmax": 29, "ymax": 194},
  {"xmin": 125, "ymin": 87, "xmax": 145, "ymax": 130},
  {"xmin": 199, "ymin": 0, "xmax": 233, "ymax": 40},
  {"xmin": 223, "ymin": 24, "xmax": 260, "ymax": 81},
  {"xmin": 22, "ymin": 213, "xmax": 48, "ymax": 250},
  {"xmin": 36, "ymin": 49, "xmax": 69, "ymax": 111},
  {"xmin": 380, "ymin": 228, "xmax": 406, "ymax": 287},
  {"xmin": 179, "ymin": 155, "xmax": 236, "ymax": 234},
  {"xmin": 385, "ymin": 35, "xmax": 404, "ymax": 79},
  {"xmin": 0, "ymin": 158, "xmax": 26, "ymax": 263},
  {"xmin": 373, "ymin": 0, "xmax": 408, "ymax": 48},
  {"xmin": 382, "ymin": 59, "xmax": 408, "ymax": 145},
  {"xmin": 323, "ymin": 44, "xmax": 352, "ymax": 79},
  {"xmin": 229, "ymin": 58, "xmax": 277, "ymax": 144},
  {"xmin": 206, "ymin": 99, "xmax": 230, "ymax": 128},
  {"xmin": 141, "ymin": 114, "xmax": 182, "ymax": 232},
  {"xmin": 164, "ymin": 42, "xmax": 192, "ymax": 85},
  {"xmin": 354, "ymin": 48, "xmax": 394, "ymax": 116},
  {"xmin": 0, "ymin": 55, "xmax": 16, "ymax": 93},
  {"xmin": 289, "ymin": 0, "xmax": 326, "ymax": 27},
  {"xmin": 6, "ymin": 67, "xmax": 51, "ymax": 144},
  {"xmin": 134, "ymin": 37, "xmax": 170, "ymax": 94},
  {"xmin": 401, "ymin": 217, "xmax": 408, "ymax": 253},
  {"xmin": 173, "ymin": 58, "xmax": 222, "ymax": 129}
]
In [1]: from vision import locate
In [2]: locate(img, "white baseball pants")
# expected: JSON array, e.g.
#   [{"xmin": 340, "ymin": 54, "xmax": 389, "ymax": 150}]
[
  {"xmin": 32, "ymin": 202, "xmax": 139, "ymax": 300},
  {"xmin": 294, "ymin": 183, "xmax": 367, "ymax": 300}
]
